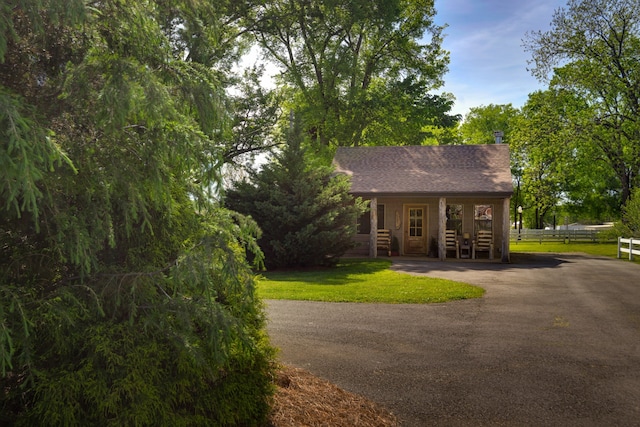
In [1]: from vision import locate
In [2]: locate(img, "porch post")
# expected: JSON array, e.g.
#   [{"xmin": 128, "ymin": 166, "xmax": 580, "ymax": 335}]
[
  {"xmin": 502, "ymin": 197, "xmax": 511, "ymax": 262},
  {"xmin": 369, "ymin": 197, "xmax": 378, "ymax": 258},
  {"xmin": 438, "ymin": 197, "xmax": 446, "ymax": 260}
]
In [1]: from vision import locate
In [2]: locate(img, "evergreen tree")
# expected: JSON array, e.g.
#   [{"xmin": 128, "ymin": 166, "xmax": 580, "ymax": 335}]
[
  {"xmin": 1, "ymin": 2, "xmax": 275, "ymax": 425},
  {"xmin": 226, "ymin": 122, "xmax": 366, "ymax": 269}
]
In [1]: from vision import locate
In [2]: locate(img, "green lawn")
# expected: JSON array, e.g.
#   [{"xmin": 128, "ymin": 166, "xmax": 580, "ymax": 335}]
[
  {"xmin": 256, "ymin": 258, "xmax": 484, "ymax": 304},
  {"xmin": 510, "ymin": 240, "xmax": 640, "ymax": 264},
  {"xmin": 256, "ymin": 241, "xmax": 638, "ymax": 304},
  {"xmin": 510, "ymin": 240, "xmax": 617, "ymax": 257}
]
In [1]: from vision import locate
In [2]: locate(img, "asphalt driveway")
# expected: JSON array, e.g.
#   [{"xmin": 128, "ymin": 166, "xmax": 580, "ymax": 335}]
[{"xmin": 265, "ymin": 253, "xmax": 640, "ymax": 426}]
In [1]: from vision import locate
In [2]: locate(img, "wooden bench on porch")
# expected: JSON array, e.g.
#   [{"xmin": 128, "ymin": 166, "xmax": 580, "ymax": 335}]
[
  {"xmin": 472, "ymin": 230, "xmax": 494, "ymax": 259},
  {"xmin": 377, "ymin": 229, "xmax": 392, "ymax": 256},
  {"xmin": 445, "ymin": 229, "xmax": 460, "ymax": 258}
]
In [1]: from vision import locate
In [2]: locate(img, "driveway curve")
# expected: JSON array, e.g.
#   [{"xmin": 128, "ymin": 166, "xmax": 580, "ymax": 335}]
[{"xmin": 265, "ymin": 253, "xmax": 640, "ymax": 426}]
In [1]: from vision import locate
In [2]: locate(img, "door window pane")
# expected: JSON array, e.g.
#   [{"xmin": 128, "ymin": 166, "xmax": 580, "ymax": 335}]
[{"xmin": 409, "ymin": 208, "xmax": 423, "ymax": 237}]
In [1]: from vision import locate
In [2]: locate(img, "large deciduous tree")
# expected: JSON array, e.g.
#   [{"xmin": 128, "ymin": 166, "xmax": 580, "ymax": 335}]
[
  {"xmin": 524, "ymin": 0, "xmax": 640, "ymax": 207},
  {"xmin": 511, "ymin": 91, "xmax": 578, "ymax": 229},
  {"xmin": 1, "ymin": 1, "xmax": 275, "ymax": 424},
  {"xmin": 512, "ymin": 88, "xmax": 620, "ymax": 227},
  {"xmin": 459, "ymin": 104, "xmax": 519, "ymax": 145},
  {"xmin": 224, "ymin": 66, "xmax": 284, "ymax": 166},
  {"xmin": 250, "ymin": 0, "xmax": 454, "ymax": 147}
]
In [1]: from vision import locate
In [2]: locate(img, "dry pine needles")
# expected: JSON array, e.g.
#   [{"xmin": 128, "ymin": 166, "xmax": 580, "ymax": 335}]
[{"xmin": 269, "ymin": 365, "xmax": 399, "ymax": 427}]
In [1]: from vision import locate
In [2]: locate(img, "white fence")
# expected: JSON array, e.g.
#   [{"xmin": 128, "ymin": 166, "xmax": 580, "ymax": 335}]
[
  {"xmin": 617, "ymin": 237, "xmax": 640, "ymax": 261},
  {"xmin": 510, "ymin": 229, "xmax": 605, "ymax": 243}
]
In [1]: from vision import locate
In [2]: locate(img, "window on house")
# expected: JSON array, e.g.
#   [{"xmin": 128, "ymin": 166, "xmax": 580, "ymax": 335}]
[
  {"xmin": 474, "ymin": 204, "xmax": 493, "ymax": 234},
  {"xmin": 357, "ymin": 204, "xmax": 385, "ymax": 234},
  {"xmin": 446, "ymin": 204, "xmax": 463, "ymax": 234}
]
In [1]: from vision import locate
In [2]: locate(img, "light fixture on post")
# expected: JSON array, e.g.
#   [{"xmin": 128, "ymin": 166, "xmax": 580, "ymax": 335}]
[{"xmin": 517, "ymin": 206, "xmax": 523, "ymax": 239}]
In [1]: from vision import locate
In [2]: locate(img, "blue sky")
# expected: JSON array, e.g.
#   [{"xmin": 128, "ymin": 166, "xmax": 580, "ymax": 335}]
[{"xmin": 433, "ymin": 0, "xmax": 568, "ymax": 117}]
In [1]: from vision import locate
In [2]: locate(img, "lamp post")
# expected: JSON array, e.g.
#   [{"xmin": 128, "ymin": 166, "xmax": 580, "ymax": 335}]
[{"xmin": 517, "ymin": 206, "xmax": 523, "ymax": 239}]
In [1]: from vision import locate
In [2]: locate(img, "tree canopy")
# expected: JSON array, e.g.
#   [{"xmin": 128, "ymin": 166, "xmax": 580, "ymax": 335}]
[
  {"xmin": 459, "ymin": 104, "xmax": 518, "ymax": 145},
  {"xmin": 511, "ymin": 90, "xmax": 580, "ymax": 228},
  {"xmin": 249, "ymin": 0, "xmax": 456, "ymax": 148},
  {"xmin": 524, "ymin": 0, "xmax": 640, "ymax": 207}
]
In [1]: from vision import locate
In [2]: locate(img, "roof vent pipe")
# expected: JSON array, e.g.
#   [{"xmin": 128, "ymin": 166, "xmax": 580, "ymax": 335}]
[{"xmin": 493, "ymin": 130, "xmax": 503, "ymax": 144}]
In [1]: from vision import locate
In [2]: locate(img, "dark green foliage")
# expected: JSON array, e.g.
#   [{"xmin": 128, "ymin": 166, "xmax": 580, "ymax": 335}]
[
  {"xmin": 606, "ymin": 189, "xmax": 640, "ymax": 238},
  {"xmin": 621, "ymin": 192, "xmax": 640, "ymax": 235},
  {"xmin": 1, "ymin": 1, "xmax": 276, "ymax": 425},
  {"xmin": 226, "ymin": 126, "xmax": 367, "ymax": 269}
]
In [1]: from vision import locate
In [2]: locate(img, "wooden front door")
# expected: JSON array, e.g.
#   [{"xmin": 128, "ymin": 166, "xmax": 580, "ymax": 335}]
[{"xmin": 404, "ymin": 205, "xmax": 428, "ymax": 255}]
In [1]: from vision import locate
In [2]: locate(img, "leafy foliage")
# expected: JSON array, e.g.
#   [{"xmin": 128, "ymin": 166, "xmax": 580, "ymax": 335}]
[
  {"xmin": 460, "ymin": 104, "xmax": 518, "ymax": 145},
  {"xmin": 225, "ymin": 123, "xmax": 367, "ymax": 269},
  {"xmin": 1, "ymin": 1, "xmax": 276, "ymax": 425},
  {"xmin": 249, "ymin": 0, "xmax": 455, "ymax": 147},
  {"xmin": 511, "ymin": 90, "xmax": 580, "ymax": 228},
  {"xmin": 524, "ymin": 0, "xmax": 640, "ymax": 207},
  {"xmin": 224, "ymin": 66, "xmax": 285, "ymax": 166},
  {"xmin": 607, "ymin": 189, "xmax": 640, "ymax": 238},
  {"xmin": 621, "ymin": 191, "xmax": 640, "ymax": 235}
]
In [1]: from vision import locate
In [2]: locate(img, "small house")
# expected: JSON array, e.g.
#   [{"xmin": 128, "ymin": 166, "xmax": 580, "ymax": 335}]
[{"xmin": 332, "ymin": 145, "xmax": 514, "ymax": 262}]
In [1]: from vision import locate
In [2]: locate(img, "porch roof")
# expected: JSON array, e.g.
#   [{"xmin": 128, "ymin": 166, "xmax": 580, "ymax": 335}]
[{"xmin": 332, "ymin": 145, "xmax": 513, "ymax": 197}]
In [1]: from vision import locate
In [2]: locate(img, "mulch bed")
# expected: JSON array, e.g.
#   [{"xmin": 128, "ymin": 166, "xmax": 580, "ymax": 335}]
[{"xmin": 269, "ymin": 365, "xmax": 400, "ymax": 427}]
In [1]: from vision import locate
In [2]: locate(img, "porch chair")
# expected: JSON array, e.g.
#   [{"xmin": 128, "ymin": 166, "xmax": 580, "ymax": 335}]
[
  {"xmin": 377, "ymin": 229, "xmax": 392, "ymax": 257},
  {"xmin": 445, "ymin": 229, "xmax": 459, "ymax": 259},
  {"xmin": 472, "ymin": 230, "xmax": 494, "ymax": 260}
]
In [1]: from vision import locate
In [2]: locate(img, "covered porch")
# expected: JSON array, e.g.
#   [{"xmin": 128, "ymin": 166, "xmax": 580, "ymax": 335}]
[{"xmin": 360, "ymin": 195, "xmax": 512, "ymax": 263}]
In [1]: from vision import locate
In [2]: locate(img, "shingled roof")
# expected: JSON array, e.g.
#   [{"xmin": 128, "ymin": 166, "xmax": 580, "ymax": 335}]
[{"xmin": 332, "ymin": 145, "xmax": 513, "ymax": 197}]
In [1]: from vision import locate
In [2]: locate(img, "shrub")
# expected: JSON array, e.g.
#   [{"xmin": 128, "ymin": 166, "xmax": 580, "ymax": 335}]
[
  {"xmin": 1, "ymin": 206, "xmax": 277, "ymax": 426},
  {"xmin": 604, "ymin": 188, "xmax": 640, "ymax": 238}
]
